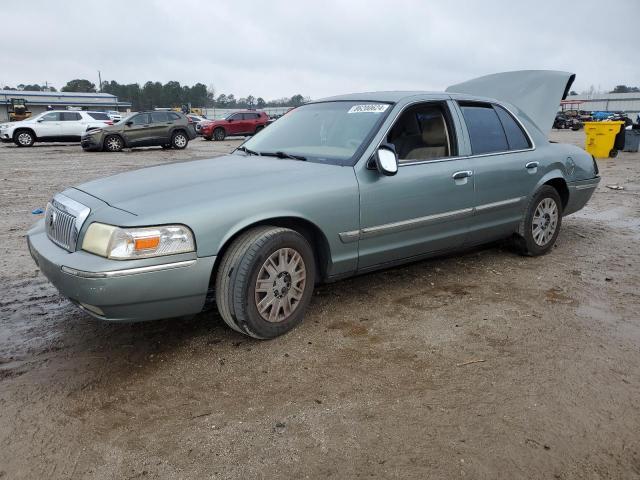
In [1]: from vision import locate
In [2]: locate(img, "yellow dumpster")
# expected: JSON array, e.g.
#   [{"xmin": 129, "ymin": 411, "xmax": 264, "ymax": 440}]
[{"xmin": 583, "ymin": 121, "xmax": 624, "ymax": 158}]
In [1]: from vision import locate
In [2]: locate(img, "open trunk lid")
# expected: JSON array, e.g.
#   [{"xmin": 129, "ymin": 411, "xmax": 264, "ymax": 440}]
[{"xmin": 446, "ymin": 70, "xmax": 575, "ymax": 136}]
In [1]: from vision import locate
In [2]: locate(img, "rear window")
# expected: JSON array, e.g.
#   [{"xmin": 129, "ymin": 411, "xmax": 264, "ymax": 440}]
[
  {"xmin": 494, "ymin": 105, "xmax": 531, "ymax": 150},
  {"xmin": 168, "ymin": 112, "xmax": 181, "ymax": 120},
  {"xmin": 459, "ymin": 104, "xmax": 508, "ymax": 155},
  {"xmin": 88, "ymin": 112, "xmax": 110, "ymax": 120}
]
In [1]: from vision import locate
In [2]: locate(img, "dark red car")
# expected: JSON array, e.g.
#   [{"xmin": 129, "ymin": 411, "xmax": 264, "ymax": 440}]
[{"xmin": 201, "ymin": 110, "xmax": 269, "ymax": 141}]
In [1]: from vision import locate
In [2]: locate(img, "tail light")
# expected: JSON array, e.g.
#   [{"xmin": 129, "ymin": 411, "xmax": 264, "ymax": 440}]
[
  {"xmin": 187, "ymin": 117, "xmax": 194, "ymax": 124},
  {"xmin": 105, "ymin": 120, "xmax": 113, "ymax": 125}
]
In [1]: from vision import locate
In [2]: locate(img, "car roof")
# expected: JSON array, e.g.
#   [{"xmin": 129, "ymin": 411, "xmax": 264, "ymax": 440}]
[{"xmin": 312, "ymin": 91, "xmax": 449, "ymax": 103}]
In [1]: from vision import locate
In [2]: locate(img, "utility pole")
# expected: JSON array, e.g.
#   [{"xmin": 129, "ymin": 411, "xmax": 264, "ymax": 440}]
[{"xmin": 98, "ymin": 70, "xmax": 102, "ymax": 92}]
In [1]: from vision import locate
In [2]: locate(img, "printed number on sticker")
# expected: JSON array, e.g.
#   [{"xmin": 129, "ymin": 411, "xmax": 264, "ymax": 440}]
[{"xmin": 348, "ymin": 104, "xmax": 389, "ymax": 114}]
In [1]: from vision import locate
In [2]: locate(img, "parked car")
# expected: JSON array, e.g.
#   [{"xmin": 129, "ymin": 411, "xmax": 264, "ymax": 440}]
[
  {"xmin": 27, "ymin": 71, "xmax": 600, "ymax": 340},
  {"xmin": 0, "ymin": 111, "xmax": 113, "ymax": 147},
  {"xmin": 200, "ymin": 110, "xmax": 269, "ymax": 140},
  {"xmin": 106, "ymin": 110, "xmax": 123, "ymax": 122},
  {"xmin": 81, "ymin": 111, "xmax": 196, "ymax": 152},
  {"xmin": 186, "ymin": 114, "xmax": 207, "ymax": 135},
  {"xmin": 553, "ymin": 113, "xmax": 582, "ymax": 130}
]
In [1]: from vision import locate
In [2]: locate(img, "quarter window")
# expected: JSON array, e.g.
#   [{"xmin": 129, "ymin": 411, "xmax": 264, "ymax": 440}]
[
  {"xmin": 387, "ymin": 103, "xmax": 454, "ymax": 162},
  {"xmin": 168, "ymin": 112, "xmax": 180, "ymax": 120},
  {"xmin": 88, "ymin": 112, "xmax": 110, "ymax": 120},
  {"xmin": 494, "ymin": 105, "xmax": 531, "ymax": 150},
  {"xmin": 459, "ymin": 104, "xmax": 508, "ymax": 155}
]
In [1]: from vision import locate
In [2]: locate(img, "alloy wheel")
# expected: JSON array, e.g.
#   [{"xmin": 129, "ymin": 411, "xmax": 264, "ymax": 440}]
[
  {"xmin": 254, "ymin": 248, "xmax": 306, "ymax": 323},
  {"xmin": 106, "ymin": 136, "xmax": 122, "ymax": 151},
  {"xmin": 17, "ymin": 133, "xmax": 32, "ymax": 146},
  {"xmin": 532, "ymin": 197, "xmax": 559, "ymax": 246},
  {"xmin": 173, "ymin": 134, "xmax": 187, "ymax": 148}
]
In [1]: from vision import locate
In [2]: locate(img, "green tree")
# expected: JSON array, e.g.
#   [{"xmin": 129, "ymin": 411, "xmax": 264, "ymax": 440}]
[
  {"xmin": 256, "ymin": 97, "xmax": 266, "ymax": 108},
  {"xmin": 61, "ymin": 79, "xmax": 96, "ymax": 93}
]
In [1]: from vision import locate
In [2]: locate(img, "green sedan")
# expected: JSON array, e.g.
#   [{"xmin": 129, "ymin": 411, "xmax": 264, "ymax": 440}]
[{"xmin": 28, "ymin": 70, "xmax": 600, "ymax": 339}]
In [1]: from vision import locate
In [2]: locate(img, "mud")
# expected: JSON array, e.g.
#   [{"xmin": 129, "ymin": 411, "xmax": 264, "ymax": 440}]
[{"xmin": 0, "ymin": 130, "xmax": 639, "ymax": 479}]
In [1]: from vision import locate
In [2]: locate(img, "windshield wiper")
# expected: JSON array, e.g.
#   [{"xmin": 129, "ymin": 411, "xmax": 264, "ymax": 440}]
[
  {"xmin": 236, "ymin": 146, "xmax": 260, "ymax": 156},
  {"xmin": 260, "ymin": 151, "xmax": 307, "ymax": 161}
]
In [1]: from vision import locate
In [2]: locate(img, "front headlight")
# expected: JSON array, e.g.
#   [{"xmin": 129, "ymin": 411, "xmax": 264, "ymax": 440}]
[{"xmin": 82, "ymin": 223, "xmax": 195, "ymax": 259}]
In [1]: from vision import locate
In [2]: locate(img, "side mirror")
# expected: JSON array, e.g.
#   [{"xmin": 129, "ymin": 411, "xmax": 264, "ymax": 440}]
[
  {"xmin": 125, "ymin": 121, "xmax": 133, "ymax": 126},
  {"xmin": 374, "ymin": 147, "xmax": 398, "ymax": 176},
  {"xmin": 37, "ymin": 119, "xmax": 43, "ymax": 123}
]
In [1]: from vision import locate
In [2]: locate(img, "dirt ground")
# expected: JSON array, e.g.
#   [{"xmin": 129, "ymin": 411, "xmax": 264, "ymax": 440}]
[{"xmin": 0, "ymin": 130, "xmax": 638, "ymax": 479}]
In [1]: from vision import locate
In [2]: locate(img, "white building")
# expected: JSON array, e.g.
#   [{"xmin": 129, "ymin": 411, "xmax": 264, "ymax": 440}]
[{"xmin": 0, "ymin": 90, "xmax": 131, "ymax": 121}]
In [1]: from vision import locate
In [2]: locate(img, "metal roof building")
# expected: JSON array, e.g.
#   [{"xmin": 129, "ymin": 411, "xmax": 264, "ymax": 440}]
[
  {"xmin": 564, "ymin": 92, "xmax": 640, "ymax": 118},
  {"xmin": 0, "ymin": 90, "xmax": 131, "ymax": 121}
]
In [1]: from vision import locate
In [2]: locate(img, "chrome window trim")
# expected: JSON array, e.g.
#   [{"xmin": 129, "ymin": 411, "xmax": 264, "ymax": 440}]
[
  {"xmin": 374, "ymin": 100, "xmax": 536, "ymax": 169},
  {"xmin": 61, "ymin": 259, "xmax": 196, "ymax": 279}
]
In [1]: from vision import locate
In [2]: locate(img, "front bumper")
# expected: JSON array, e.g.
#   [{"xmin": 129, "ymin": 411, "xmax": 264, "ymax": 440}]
[
  {"xmin": 81, "ymin": 134, "xmax": 102, "ymax": 151},
  {"xmin": 1, "ymin": 131, "xmax": 12, "ymax": 142},
  {"xmin": 27, "ymin": 220, "xmax": 216, "ymax": 321}
]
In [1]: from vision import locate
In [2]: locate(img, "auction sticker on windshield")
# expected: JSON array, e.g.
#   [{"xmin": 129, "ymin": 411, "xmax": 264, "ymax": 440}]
[{"xmin": 348, "ymin": 104, "xmax": 390, "ymax": 113}]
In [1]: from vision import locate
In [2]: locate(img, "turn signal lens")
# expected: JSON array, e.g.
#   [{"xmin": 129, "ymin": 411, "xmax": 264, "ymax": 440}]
[{"xmin": 134, "ymin": 236, "xmax": 160, "ymax": 251}]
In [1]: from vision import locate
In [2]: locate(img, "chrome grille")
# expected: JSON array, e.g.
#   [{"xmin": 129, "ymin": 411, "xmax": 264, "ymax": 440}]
[
  {"xmin": 44, "ymin": 194, "xmax": 91, "ymax": 252},
  {"xmin": 45, "ymin": 203, "xmax": 76, "ymax": 250}
]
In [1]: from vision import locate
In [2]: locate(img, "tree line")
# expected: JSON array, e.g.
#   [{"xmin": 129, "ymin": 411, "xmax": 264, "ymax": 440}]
[{"xmin": 2, "ymin": 79, "xmax": 309, "ymax": 110}]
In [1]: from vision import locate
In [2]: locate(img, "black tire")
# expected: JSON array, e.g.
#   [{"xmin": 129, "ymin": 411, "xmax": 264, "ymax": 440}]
[
  {"xmin": 171, "ymin": 130, "xmax": 188, "ymax": 149},
  {"xmin": 103, "ymin": 135, "xmax": 123, "ymax": 152},
  {"xmin": 13, "ymin": 130, "xmax": 35, "ymax": 147},
  {"xmin": 213, "ymin": 127, "xmax": 225, "ymax": 141},
  {"xmin": 609, "ymin": 149, "xmax": 618, "ymax": 158},
  {"xmin": 215, "ymin": 226, "xmax": 316, "ymax": 339},
  {"xmin": 515, "ymin": 186, "xmax": 563, "ymax": 256}
]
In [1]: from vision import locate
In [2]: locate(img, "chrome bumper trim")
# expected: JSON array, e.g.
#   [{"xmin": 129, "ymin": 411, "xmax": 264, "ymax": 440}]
[
  {"xmin": 475, "ymin": 196, "xmax": 523, "ymax": 212},
  {"xmin": 574, "ymin": 183, "xmax": 599, "ymax": 191},
  {"xmin": 61, "ymin": 259, "xmax": 196, "ymax": 279}
]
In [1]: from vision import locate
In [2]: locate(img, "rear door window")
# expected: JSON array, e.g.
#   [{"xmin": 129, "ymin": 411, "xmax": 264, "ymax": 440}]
[
  {"xmin": 151, "ymin": 112, "xmax": 169, "ymax": 123},
  {"xmin": 494, "ymin": 105, "xmax": 531, "ymax": 150},
  {"xmin": 459, "ymin": 103, "xmax": 508, "ymax": 155},
  {"xmin": 61, "ymin": 112, "xmax": 82, "ymax": 121}
]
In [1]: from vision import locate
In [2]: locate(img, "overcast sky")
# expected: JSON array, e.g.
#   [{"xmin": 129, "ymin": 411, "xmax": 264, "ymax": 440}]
[{"xmin": 2, "ymin": 0, "xmax": 638, "ymax": 99}]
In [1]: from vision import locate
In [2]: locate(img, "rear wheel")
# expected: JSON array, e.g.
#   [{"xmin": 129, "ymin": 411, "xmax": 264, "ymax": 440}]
[
  {"xmin": 609, "ymin": 149, "xmax": 618, "ymax": 158},
  {"xmin": 213, "ymin": 127, "xmax": 225, "ymax": 141},
  {"xmin": 14, "ymin": 130, "xmax": 35, "ymax": 147},
  {"xmin": 215, "ymin": 226, "xmax": 316, "ymax": 339},
  {"xmin": 171, "ymin": 131, "xmax": 188, "ymax": 149},
  {"xmin": 103, "ymin": 135, "xmax": 123, "ymax": 152},
  {"xmin": 515, "ymin": 186, "xmax": 562, "ymax": 256}
]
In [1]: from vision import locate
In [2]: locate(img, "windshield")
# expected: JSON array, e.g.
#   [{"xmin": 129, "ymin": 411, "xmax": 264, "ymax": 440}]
[{"xmin": 240, "ymin": 101, "xmax": 391, "ymax": 165}]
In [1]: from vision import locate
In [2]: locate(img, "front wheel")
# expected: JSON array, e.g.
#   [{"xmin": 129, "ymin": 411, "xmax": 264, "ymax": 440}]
[
  {"xmin": 515, "ymin": 186, "xmax": 563, "ymax": 256},
  {"xmin": 14, "ymin": 130, "xmax": 35, "ymax": 147},
  {"xmin": 171, "ymin": 131, "xmax": 188, "ymax": 149},
  {"xmin": 215, "ymin": 226, "xmax": 316, "ymax": 339},
  {"xmin": 103, "ymin": 135, "xmax": 123, "ymax": 152},
  {"xmin": 213, "ymin": 127, "xmax": 225, "ymax": 141},
  {"xmin": 609, "ymin": 149, "xmax": 618, "ymax": 158}
]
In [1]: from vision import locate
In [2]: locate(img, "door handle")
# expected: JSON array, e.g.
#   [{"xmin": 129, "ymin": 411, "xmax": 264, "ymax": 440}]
[
  {"xmin": 525, "ymin": 161, "xmax": 539, "ymax": 169},
  {"xmin": 452, "ymin": 170, "xmax": 473, "ymax": 180}
]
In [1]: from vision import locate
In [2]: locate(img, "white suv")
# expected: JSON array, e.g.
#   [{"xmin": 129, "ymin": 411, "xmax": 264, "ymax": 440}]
[{"xmin": 0, "ymin": 111, "xmax": 113, "ymax": 147}]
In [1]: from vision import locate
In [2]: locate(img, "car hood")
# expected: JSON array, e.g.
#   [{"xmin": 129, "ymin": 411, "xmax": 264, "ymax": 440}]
[{"xmin": 74, "ymin": 154, "xmax": 345, "ymax": 217}]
